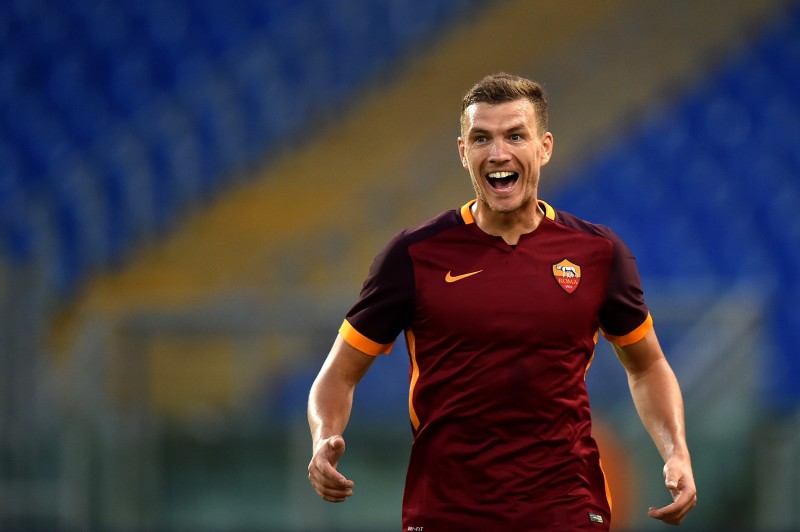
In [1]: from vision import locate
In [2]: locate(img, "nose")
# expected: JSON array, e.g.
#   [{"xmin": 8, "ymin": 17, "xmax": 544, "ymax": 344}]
[{"xmin": 488, "ymin": 139, "xmax": 510, "ymax": 162}]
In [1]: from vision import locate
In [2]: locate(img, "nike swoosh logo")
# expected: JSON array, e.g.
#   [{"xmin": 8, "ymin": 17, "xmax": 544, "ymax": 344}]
[{"xmin": 445, "ymin": 270, "xmax": 483, "ymax": 283}]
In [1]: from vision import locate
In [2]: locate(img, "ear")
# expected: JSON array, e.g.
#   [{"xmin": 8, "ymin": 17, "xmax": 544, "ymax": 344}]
[
  {"xmin": 457, "ymin": 137, "xmax": 468, "ymax": 168},
  {"xmin": 540, "ymin": 132, "xmax": 554, "ymax": 166}
]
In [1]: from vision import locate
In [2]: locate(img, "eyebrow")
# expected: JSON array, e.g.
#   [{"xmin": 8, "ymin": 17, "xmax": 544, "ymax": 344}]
[{"xmin": 467, "ymin": 124, "xmax": 528, "ymax": 136}]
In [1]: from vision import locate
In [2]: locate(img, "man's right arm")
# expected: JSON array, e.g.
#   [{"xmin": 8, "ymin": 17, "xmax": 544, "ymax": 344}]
[{"xmin": 307, "ymin": 334, "xmax": 376, "ymax": 502}]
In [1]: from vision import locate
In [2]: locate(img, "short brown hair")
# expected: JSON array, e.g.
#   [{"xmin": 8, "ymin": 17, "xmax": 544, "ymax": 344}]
[{"xmin": 460, "ymin": 73, "xmax": 548, "ymax": 134}]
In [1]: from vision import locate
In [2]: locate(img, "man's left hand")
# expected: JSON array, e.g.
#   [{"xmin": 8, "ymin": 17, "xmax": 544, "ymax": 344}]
[{"xmin": 647, "ymin": 455, "xmax": 697, "ymax": 525}]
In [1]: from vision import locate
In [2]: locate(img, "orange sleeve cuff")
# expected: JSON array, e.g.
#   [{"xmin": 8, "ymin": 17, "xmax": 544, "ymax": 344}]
[
  {"xmin": 602, "ymin": 313, "xmax": 653, "ymax": 347},
  {"xmin": 339, "ymin": 319, "xmax": 394, "ymax": 356}
]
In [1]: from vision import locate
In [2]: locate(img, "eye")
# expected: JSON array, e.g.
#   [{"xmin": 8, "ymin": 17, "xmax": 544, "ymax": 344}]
[
  {"xmin": 510, "ymin": 134, "xmax": 523, "ymax": 141},
  {"xmin": 473, "ymin": 135, "xmax": 488, "ymax": 143}
]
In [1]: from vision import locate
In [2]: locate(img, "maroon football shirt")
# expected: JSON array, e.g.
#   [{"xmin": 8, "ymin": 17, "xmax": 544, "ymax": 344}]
[{"xmin": 340, "ymin": 200, "xmax": 651, "ymax": 531}]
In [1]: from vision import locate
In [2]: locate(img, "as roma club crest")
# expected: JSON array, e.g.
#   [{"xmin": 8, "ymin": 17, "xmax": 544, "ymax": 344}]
[{"xmin": 552, "ymin": 259, "xmax": 581, "ymax": 294}]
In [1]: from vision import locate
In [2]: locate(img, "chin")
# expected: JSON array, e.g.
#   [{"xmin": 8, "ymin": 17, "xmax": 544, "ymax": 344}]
[{"xmin": 485, "ymin": 199, "xmax": 525, "ymax": 214}]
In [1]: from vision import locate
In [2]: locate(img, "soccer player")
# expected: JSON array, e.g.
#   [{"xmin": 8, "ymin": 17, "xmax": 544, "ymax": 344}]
[{"xmin": 308, "ymin": 73, "xmax": 697, "ymax": 530}]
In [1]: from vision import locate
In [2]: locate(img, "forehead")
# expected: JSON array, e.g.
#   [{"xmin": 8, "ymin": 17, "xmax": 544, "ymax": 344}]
[{"xmin": 462, "ymin": 99, "xmax": 537, "ymax": 132}]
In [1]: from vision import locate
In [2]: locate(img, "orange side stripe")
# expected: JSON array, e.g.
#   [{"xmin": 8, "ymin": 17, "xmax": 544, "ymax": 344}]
[
  {"xmin": 599, "ymin": 457, "xmax": 613, "ymax": 514},
  {"xmin": 406, "ymin": 329, "xmax": 420, "ymax": 431},
  {"xmin": 602, "ymin": 313, "xmax": 653, "ymax": 347},
  {"xmin": 339, "ymin": 320, "xmax": 393, "ymax": 356},
  {"xmin": 584, "ymin": 330, "xmax": 600, "ymax": 380}
]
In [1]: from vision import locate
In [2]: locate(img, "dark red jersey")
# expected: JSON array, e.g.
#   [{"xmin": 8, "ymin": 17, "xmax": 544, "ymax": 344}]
[{"xmin": 341, "ymin": 200, "xmax": 651, "ymax": 531}]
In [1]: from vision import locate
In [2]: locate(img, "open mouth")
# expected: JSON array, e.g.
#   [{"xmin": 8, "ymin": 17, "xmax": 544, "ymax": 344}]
[{"xmin": 486, "ymin": 171, "xmax": 519, "ymax": 191}]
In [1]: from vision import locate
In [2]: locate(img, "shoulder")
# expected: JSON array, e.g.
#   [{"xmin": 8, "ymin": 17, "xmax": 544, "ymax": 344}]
[
  {"xmin": 386, "ymin": 208, "xmax": 464, "ymax": 251},
  {"xmin": 367, "ymin": 208, "xmax": 463, "ymax": 273},
  {"xmin": 549, "ymin": 206, "xmax": 632, "ymax": 256},
  {"xmin": 551, "ymin": 207, "xmax": 614, "ymax": 239}
]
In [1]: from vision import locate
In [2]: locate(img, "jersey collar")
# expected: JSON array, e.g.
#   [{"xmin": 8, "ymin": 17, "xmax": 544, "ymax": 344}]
[{"xmin": 460, "ymin": 199, "xmax": 555, "ymax": 224}]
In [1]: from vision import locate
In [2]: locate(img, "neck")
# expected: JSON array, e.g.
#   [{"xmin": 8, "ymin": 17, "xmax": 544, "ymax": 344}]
[{"xmin": 472, "ymin": 200, "xmax": 545, "ymax": 245}]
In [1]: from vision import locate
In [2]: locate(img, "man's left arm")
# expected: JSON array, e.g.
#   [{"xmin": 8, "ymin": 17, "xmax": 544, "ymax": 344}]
[{"xmin": 613, "ymin": 328, "xmax": 698, "ymax": 525}]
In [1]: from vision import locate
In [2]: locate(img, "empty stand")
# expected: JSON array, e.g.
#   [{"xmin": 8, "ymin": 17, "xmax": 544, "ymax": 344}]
[
  {"xmin": 551, "ymin": 0, "xmax": 800, "ymax": 406},
  {"xmin": 1, "ymin": 0, "xmax": 798, "ymax": 529}
]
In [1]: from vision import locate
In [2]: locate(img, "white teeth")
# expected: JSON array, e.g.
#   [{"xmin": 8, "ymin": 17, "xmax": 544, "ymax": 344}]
[{"xmin": 487, "ymin": 171, "xmax": 516, "ymax": 179}]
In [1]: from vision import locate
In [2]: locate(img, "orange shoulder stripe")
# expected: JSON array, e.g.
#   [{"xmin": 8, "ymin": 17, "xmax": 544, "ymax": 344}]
[
  {"xmin": 339, "ymin": 319, "xmax": 393, "ymax": 356},
  {"xmin": 602, "ymin": 313, "xmax": 653, "ymax": 347}
]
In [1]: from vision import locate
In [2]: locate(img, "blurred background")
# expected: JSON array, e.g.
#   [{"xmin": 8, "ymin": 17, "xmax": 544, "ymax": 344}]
[{"xmin": 1, "ymin": 0, "xmax": 799, "ymax": 530}]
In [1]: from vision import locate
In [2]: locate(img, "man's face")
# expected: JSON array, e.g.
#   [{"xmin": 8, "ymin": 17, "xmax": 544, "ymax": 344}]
[{"xmin": 458, "ymin": 99, "xmax": 553, "ymax": 215}]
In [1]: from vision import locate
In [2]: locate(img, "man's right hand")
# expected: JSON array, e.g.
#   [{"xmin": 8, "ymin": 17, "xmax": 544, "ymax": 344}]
[{"xmin": 308, "ymin": 435, "xmax": 355, "ymax": 502}]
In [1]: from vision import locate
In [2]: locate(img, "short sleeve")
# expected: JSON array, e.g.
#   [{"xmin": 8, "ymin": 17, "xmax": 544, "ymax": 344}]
[
  {"xmin": 341, "ymin": 231, "xmax": 416, "ymax": 355},
  {"xmin": 597, "ymin": 231, "xmax": 652, "ymax": 346}
]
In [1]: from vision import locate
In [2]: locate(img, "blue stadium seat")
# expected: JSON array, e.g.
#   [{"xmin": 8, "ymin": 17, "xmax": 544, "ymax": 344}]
[
  {"xmin": 0, "ymin": 144, "xmax": 36, "ymax": 262},
  {"xmin": 104, "ymin": 48, "xmax": 159, "ymax": 118},
  {"xmin": 91, "ymin": 128, "xmax": 159, "ymax": 254},
  {"xmin": 42, "ymin": 154, "xmax": 107, "ymax": 296}
]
